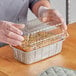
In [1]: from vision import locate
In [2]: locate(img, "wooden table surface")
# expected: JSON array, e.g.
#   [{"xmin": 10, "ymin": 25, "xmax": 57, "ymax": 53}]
[{"xmin": 0, "ymin": 23, "xmax": 76, "ymax": 76}]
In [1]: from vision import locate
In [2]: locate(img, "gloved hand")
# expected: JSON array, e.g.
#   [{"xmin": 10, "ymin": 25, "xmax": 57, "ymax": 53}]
[
  {"xmin": 0, "ymin": 21, "xmax": 25, "ymax": 46},
  {"xmin": 38, "ymin": 6, "xmax": 67, "ymax": 30}
]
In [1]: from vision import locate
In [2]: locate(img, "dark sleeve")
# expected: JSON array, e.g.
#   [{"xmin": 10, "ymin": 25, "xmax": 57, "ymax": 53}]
[
  {"xmin": 29, "ymin": 0, "xmax": 49, "ymax": 10},
  {"xmin": 29, "ymin": 0, "xmax": 40, "ymax": 10}
]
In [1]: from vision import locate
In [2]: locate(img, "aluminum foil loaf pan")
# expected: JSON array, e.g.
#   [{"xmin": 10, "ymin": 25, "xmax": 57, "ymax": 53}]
[{"xmin": 10, "ymin": 18, "xmax": 68, "ymax": 64}]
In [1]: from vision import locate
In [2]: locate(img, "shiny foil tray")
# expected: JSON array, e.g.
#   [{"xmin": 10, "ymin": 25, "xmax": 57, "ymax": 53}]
[{"xmin": 11, "ymin": 18, "xmax": 68, "ymax": 64}]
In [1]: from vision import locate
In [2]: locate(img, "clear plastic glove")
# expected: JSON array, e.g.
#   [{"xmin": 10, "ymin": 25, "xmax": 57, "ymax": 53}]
[
  {"xmin": 38, "ymin": 6, "xmax": 67, "ymax": 30},
  {"xmin": 0, "ymin": 21, "xmax": 25, "ymax": 46}
]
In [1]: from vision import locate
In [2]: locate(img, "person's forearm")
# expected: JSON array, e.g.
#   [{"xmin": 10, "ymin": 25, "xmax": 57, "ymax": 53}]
[{"xmin": 32, "ymin": 0, "xmax": 51, "ymax": 16}]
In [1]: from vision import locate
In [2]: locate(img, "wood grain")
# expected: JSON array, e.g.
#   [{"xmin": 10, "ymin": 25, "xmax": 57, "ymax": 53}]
[{"xmin": 0, "ymin": 23, "xmax": 76, "ymax": 76}]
